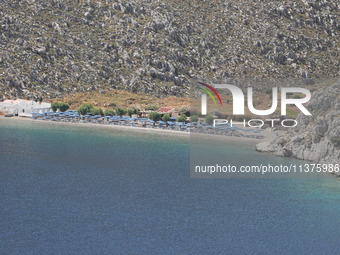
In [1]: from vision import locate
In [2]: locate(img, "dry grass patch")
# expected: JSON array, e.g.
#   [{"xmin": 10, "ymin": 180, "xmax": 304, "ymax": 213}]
[{"xmin": 52, "ymin": 90, "xmax": 190, "ymax": 111}]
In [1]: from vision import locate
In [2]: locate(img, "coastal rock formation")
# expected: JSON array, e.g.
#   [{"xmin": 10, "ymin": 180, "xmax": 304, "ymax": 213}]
[
  {"xmin": 0, "ymin": 0, "xmax": 339, "ymax": 99},
  {"xmin": 256, "ymin": 81, "xmax": 340, "ymax": 176}
]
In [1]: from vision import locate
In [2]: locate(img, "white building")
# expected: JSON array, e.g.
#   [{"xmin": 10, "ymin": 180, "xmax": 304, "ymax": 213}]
[{"xmin": 0, "ymin": 99, "xmax": 51, "ymax": 117}]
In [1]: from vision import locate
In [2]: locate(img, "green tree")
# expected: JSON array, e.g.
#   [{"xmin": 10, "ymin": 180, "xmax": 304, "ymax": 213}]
[
  {"xmin": 127, "ymin": 108, "xmax": 134, "ymax": 117},
  {"xmin": 162, "ymin": 113, "xmax": 170, "ymax": 122},
  {"xmin": 128, "ymin": 106, "xmax": 140, "ymax": 116},
  {"xmin": 190, "ymin": 115, "xmax": 199, "ymax": 122},
  {"xmin": 104, "ymin": 109, "xmax": 115, "ymax": 116},
  {"xmin": 179, "ymin": 107, "xmax": 190, "ymax": 116},
  {"xmin": 134, "ymin": 107, "xmax": 140, "ymax": 114},
  {"xmin": 51, "ymin": 102, "xmax": 59, "ymax": 112},
  {"xmin": 77, "ymin": 103, "xmax": 94, "ymax": 115},
  {"xmin": 91, "ymin": 107, "xmax": 104, "ymax": 116},
  {"xmin": 177, "ymin": 114, "xmax": 187, "ymax": 123},
  {"xmin": 116, "ymin": 107, "xmax": 126, "ymax": 117},
  {"xmin": 148, "ymin": 112, "xmax": 161, "ymax": 121},
  {"xmin": 59, "ymin": 103, "xmax": 70, "ymax": 112},
  {"xmin": 205, "ymin": 115, "xmax": 214, "ymax": 125}
]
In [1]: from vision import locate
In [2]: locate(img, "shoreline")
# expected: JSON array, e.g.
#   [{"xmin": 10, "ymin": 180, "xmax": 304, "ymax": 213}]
[
  {"xmin": 3, "ymin": 116, "xmax": 338, "ymax": 179},
  {"xmin": 0, "ymin": 116, "xmax": 277, "ymax": 144}
]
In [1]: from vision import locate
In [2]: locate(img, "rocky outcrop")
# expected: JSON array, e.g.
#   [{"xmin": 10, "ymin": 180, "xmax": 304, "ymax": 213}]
[
  {"xmin": 0, "ymin": 0, "xmax": 339, "ymax": 99},
  {"xmin": 256, "ymin": 81, "xmax": 340, "ymax": 176}
]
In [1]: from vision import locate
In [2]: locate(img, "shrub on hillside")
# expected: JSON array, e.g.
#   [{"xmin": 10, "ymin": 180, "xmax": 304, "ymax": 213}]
[
  {"xmin": 205, "ymin": 115, "xmax": 214, "ymax": 125},
  {"xmin": 330, "ymin": 136, "xmax": 340, "ymax": 148}
]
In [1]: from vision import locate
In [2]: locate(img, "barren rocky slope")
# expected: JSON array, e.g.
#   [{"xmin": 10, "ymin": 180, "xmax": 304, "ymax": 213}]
[
  {"xmin": 256, "ymin": 81, "xmax": 340, "ymax": 176},
  {"xmin": 0, "ymin": 0, "xmax": 339, "ymax": 99}
]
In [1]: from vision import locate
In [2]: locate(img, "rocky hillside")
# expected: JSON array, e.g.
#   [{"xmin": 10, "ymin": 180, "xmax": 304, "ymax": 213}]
[
  {"xmin": 256, "ymin": 81, "xmax": 340, "ymax": 175},
  {"xmin": 0, "ymin": 0, "xmax": 339, "ymax": 99}
]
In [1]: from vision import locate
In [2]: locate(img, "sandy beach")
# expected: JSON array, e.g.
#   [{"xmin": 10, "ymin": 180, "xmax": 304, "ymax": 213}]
[{"xmin": 0, "ymin": 116, "xmax": 279, "ymax": 144}]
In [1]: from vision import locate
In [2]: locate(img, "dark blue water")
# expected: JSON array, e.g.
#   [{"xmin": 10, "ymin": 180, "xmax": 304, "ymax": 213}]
[{"xmin": 1, "ymin": 119, "xmax": 340, "ymax": 255}]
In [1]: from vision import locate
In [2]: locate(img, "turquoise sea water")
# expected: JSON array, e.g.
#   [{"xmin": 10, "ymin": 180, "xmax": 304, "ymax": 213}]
[{"xmin": 1, "ymin": 119, "xmax": 340, "ymax": 255}]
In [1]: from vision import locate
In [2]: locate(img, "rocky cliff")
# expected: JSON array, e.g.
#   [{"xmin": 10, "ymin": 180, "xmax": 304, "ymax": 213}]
[
  {"xmin": 0, "ymin": 0, "xmax": 339, "ymax": 99},
  {"xmin": 256, "ymin": 81, "xmax": 340, "ymax": 175}
]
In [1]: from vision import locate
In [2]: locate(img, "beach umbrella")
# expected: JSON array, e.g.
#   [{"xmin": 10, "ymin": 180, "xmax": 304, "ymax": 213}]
[
  {"xmin": 215, "ymin": 122, "xmax": 229, "ymax": 126},
  {"xmin": 167, "ymin": 121, "xmax": 175, "ymax": 125},
  {"xmin": 147, "ymin": 119, "xmax": 155, "ymax": 123},
  {"xmin": 243, "ymin": 129, "xmax": 253, "ymax": 132},
  {"xmin": 176, "ymin": 122, "xmax": 184, "ymax": 126},
  {"xmin": 169, "ymin": 117, "xmax": 177, "ymax": 121},
  {"xmin": 229, "ymin": 127, "xmax": 244, "ymax": 131},
  {"xmin": 157, "ymin": 121, "xmax": 166, "ymax": 124}
]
